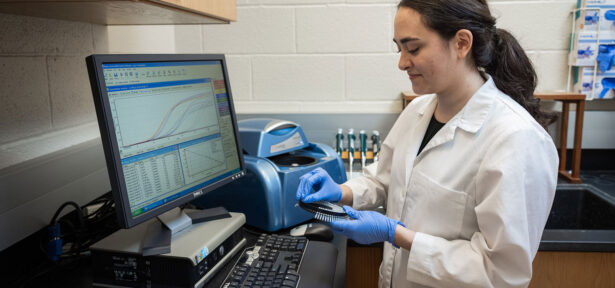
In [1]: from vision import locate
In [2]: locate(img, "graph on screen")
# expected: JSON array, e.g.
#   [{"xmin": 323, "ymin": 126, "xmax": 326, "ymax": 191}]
[
  {"xmin": 112, "ymin": 85, "xmax": 219, "ymax": 152},
  {"xmin": 180, "ymin": 138, "xmax": 227, "ymax": 183}
]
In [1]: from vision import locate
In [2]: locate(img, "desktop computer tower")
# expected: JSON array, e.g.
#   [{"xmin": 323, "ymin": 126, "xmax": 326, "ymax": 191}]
[{"xmin": 90, "ymin": 212, "xmax": 246, "ymax": 288}]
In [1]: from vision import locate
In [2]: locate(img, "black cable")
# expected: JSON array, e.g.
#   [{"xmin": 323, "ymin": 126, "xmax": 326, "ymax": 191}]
[
  {"xmin": 46, "ymin": 198, "xmax": 115, "ymax": 258},
  {"xmin": 61, "ymin": 198, "xmax": 116, "ymax": 257},
  {"xmin": 49, "ymin": 201, "xmax": 84, "ymax": 227},
  {"xmin": 12, "ymin": 194, "xmax": 117, "ymax": 287}
]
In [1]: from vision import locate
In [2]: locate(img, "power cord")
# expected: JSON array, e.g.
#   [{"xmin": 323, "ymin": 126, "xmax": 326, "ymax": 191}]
[
  {"xmin": 54, "ymin": 195, "xmax": 117, "ymax": 258},
  {"xmin": 47, "ymin": 201, "xmax": 85, "ymax": 261},
  {"xmin": 11, "ymin": 193, "xmax": 118, "ymax": 287}
]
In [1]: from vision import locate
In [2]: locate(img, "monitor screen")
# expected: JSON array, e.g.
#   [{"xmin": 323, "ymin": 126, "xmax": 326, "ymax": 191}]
[{"xmin": 86, "ymin": 54, "xmax": 245, "ymax": 228}]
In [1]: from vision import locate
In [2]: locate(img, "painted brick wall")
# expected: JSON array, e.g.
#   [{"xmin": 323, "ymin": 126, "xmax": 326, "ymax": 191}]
[
  {"xmin": 0, "ymin": 0, "xmax": 578, "ymax": 157},
  {"xmin": 105, "ymin": 0, "xmax": 577, "ymax": 114},
  {"xmin": 208, "ymin": 0, "xmax": 575, "ymax": 113},
  {"xmin": 0, "ymin": 13, "xmax": 112, "ymax": 250},
  {"xmin": 0, "ymin": 14, "xmax": 107, "ymax": 146}
]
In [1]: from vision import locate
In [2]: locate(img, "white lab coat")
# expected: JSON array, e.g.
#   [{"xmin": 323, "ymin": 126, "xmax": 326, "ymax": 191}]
[{"xmin": 344, "ymin": 76, "xmax": 558, "ymax": 288}]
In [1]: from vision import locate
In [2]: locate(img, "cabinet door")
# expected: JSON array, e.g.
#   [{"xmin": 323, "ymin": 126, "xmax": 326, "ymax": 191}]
[
  {"xmin": 0, "ymin": 0, "xmax": 236, "ymax": 25},
  {"xmin": 530, "ymin": 251, "xmax": 615, "ymax": 287},
  {"xmin": 152, "ymin": 0, "xmax": 236, "ymax": 21},
  {"xmin": 346, "ymin": 246, "xmax": 383, "ymax": 288}
]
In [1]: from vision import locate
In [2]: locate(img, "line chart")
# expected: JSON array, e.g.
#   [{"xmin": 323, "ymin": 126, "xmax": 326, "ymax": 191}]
[
  {"xmin": 180, "ymin": 138, "xmax": 227, "ymax": 183},
  {"xmin": 112, "ymin": 85, "xmax": 219, "ymax": 149}
]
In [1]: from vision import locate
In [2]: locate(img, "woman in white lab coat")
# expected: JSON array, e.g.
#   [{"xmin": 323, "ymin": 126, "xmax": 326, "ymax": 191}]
[{"xmin": 296, "ymin": 0, "xmax": 559, "ymax": 287}]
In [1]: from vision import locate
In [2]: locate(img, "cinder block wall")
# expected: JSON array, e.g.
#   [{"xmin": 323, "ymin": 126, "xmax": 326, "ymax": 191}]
[
  {"xmin": 48, "ymin": 0, "xmax": 577, "ymax": 116},
  {"xmin": 211, "ymin": 0, "xmax": 573, "ymax": 113},
  {"xmin": 0, "ymin": 0, "xmax": 578, "ymax": 163},
  {"xmin": 0, "ymin": 14, "xmax": 108, "ymax": 146}
]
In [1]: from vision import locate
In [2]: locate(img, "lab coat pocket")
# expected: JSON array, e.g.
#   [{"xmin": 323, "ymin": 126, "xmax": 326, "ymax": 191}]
[{"xmin": 405, "ymin": 171, "xmax": 468, "ymax": 240}]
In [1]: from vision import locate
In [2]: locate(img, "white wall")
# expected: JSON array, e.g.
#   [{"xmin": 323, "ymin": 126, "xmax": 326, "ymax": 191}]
[
  {"xmin": 209, "ymin": 0, "xmax": 574, "ymax": 113},
  {"xmin": 103, "ymin": 0, "xmax": 576, "ymax": 114},
  {"xmin": 0, "ymin": 13, "xmax": 112, "ymax": 250},
  {"xmin": 0, "ymin": 0, "xmax": 582, "ymax": 163},
  {"xmin": 0, "ymin": 14, "xmax": 107, "ymax": 146}
]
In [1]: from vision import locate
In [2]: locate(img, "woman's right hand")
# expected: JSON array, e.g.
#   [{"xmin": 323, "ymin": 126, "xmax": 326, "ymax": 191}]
[{"xmin": 296, "ymin": 167, "xmax": 342, "ymax": 203}]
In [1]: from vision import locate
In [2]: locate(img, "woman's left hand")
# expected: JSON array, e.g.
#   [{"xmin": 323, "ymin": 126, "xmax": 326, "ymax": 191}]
[{"xmin": 330, "ymin": 206, "xmax": 402, "ymax": 245}]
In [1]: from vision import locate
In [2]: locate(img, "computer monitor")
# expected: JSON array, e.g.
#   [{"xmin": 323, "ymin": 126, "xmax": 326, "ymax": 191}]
[{"xmin": 86, "ymin": 54, "xmax": 245, "ymax": 253}]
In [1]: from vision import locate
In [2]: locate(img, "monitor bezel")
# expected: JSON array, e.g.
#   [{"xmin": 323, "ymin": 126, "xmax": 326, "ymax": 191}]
[{"xmin": 86, "ymin": 54, "xmax": 245, "ymax": 229}]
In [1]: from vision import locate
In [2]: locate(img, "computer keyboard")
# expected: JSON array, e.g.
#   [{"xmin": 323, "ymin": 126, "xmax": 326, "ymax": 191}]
[{"xmin": 221, "ymin": 234, "xmax": 308, "ymax": 288}]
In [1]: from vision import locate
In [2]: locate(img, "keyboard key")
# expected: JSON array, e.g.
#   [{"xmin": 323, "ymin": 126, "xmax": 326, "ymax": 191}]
[
  {"xmin": 286, "ymin": 271, "xmax": 300, "ymax": 279},
  {"xmin": 282, "ymin": 280, "xmax": 297, "ymax": 287}
]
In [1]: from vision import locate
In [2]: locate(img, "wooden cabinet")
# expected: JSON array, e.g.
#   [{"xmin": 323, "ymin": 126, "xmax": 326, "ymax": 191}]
[
  {"xmin": 347, "ymin": 245, "xmax": 615, "ymax": 287},
  {"xmin": 0, "ymin": 0, "xmax": 236, "ymax": 25},
  {"xmin": 530, "ymin": 251, "xmax": 615, "ymax": 287},
  {"xmin": 346, "ymin": 245, "xmax": 383, "ymax": 288}
]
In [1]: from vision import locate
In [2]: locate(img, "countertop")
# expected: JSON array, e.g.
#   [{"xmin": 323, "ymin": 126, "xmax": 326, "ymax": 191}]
[{"xmin": 541, "ymin": 171, "xmax": 615, "ymax": 252}]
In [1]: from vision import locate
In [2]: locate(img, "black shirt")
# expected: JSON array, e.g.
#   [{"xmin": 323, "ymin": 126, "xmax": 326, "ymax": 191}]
[{"xmin": 417, "ymin": 114, "xmax": 445, "ymax": 155}]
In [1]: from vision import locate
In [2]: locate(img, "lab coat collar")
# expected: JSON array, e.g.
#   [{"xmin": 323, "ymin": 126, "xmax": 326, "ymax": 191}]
[
  {"xmin": 404, "ymin": 75, "xmax": 496, "ymax": 186},
  {"xmin": 449, "ymin": 74, "xmax": 496, "ymax": 134},
  {"xmin": 412, "ymin": 75, "xmax": 496, "ymax": 163},
  {"xmin": 415, "ymin": 74, "xmax": 495, "ymax": 134}
]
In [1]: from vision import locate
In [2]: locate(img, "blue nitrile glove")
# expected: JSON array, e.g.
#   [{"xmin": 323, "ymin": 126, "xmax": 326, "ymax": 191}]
[
  {"xmin": 600, "ymin": 78, "xmax": 615, "ymax": 98},
  {"xmin": 596, "ymin": 45, "xmax": 615, "ymax": 72},
  {"xmin": 578, "ymin": 46, "xmax": 594, "ymax": 59},
  {"xmin": 585, "ymin": 12, "xmax": 599, "ymax": 25},
  {"xmin": 296, "ymin": 167, "xmax": 342, "ymax": 203},
  {"xmin": 329, "ymin": 206, "xmax": 404, "ymax": 246}
]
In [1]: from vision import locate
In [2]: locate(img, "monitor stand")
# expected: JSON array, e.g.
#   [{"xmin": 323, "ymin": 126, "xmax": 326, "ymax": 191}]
[{"xmin": 142, "ymin": 206, "xmax": 230, "ymax": 256}]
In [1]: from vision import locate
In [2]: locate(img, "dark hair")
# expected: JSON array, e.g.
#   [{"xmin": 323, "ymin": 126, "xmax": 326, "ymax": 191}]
[{"xmin": 398, "ymin": 0, "xmax": 556, "ymax": 127}]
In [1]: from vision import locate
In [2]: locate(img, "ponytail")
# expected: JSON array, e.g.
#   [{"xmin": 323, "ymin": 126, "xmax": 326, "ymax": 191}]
[
  {"xmin": 485, "ymin": 29, "xmax": 557, "ymax": 127},
  {"xmin": 398, "ymin": 0, "xmax": 557, "ymax": 128}
]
